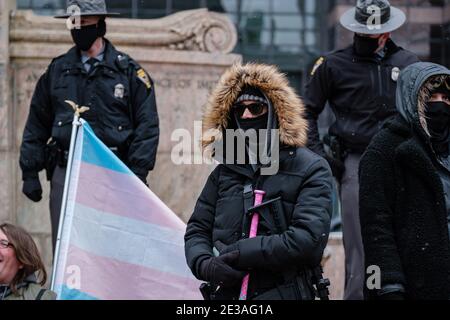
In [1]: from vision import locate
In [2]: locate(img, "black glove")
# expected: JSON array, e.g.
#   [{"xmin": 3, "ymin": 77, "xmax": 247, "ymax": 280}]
[
  {"xmin": 132, "ymin": 171, "xmax": 148, "ymax": 186},
  {"xmin": 379, "ymin": 292, "xmax": 405, "ymax": 300},
  {"xmin": 140, "ymin": 177, "xmax": 149, "ymax": 187},
  {"xmin": 198, "ymin": 251, "xmax": 246, "ymax": 287},
  {"xmin": 22, "ymin": 178, "xmax": 43, "ymax": 202},
  {"xmin": 136, "ymin": 174, "xmax": 147, "ymax": 184},
  {"xmin": 325, "ymin": 155, "xmax": 345, "ymax": 181}
]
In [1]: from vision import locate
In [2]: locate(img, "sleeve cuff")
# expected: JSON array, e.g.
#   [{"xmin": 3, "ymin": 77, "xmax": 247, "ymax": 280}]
[
  {"xmin": 193, "ymin": 254, "xmax": 212, "ymax": 279},
  {"xmin": 22, "ymin": 171, "xmax": 39, "ymax": 181},
  {"xmin": 129, "ymin": 167, "xmax": 148, "ymax": 180},
  {"xmin": 236, "ymin": 237, "xmax": 264, "ymax": 270},
  {"xmin": 378, "ymin": 283, "xmax": 406, "ymax": 296}
]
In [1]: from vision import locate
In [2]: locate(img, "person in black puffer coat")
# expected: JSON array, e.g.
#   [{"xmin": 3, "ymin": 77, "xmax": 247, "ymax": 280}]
[
  {"xmin": 184, "ymin": 63, "xmax": 333, "ymax": 300},
  {"xmin": 359, "ymin": 62, "xmax": 450, "ymax": 300}
]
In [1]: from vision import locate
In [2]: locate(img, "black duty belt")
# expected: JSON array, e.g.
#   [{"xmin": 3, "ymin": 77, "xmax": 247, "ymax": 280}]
[{"xmin": 57, "ymin": 147, "xmax": 121, "ymax": 167}]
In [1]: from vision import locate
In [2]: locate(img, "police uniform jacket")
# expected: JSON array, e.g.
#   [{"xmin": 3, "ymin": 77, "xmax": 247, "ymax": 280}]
[
  {"xmin": 20, "ymin": 39, "xmax": 159, "ymax": 181},
  {"xmin": 304, "ymin": 39, "xmax": 419, "ymax": 156}
]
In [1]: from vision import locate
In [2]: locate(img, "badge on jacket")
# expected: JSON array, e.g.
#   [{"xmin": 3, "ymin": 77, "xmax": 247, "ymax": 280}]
[
  {"xmin": 114, "ymin": 83, "xmax": 125, "ymax": 99},
  {"xmin": 136, "ymin": 68, "xmax": 152, "ymax": 89},
  {"xmin": 391, "ymin": 67, "xmax": 400, "ymax": 82},
  {"xmin": 311, "ymin": 57, "xmax": 324, "ymax": 76}
]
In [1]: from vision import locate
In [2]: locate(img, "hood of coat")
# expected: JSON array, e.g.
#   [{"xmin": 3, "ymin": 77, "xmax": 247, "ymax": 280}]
[
  {"xmin": 396, "ymin": 62, "xmax": 450, "ymax": 137},
  {"xmin": 201, "ymin": 63, "xmax": 308, "ymax": 156}
]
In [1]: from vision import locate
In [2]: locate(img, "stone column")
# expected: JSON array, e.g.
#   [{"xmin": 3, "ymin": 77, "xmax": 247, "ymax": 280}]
[{"xmin": 0, "ymin": 0, "xmax": 16, "ymax": 224}]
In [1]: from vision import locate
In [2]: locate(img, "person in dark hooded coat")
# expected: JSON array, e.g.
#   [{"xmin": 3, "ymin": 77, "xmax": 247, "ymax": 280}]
[
  {"xmin": 184, "ymin": 63, "xmax": 333, "ymax": 300},
  {"xmin": 359, "ymin": 62, "xmax": 450, "ymax": 300}
]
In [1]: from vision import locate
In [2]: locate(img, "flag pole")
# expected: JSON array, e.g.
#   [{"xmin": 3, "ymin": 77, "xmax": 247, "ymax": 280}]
[{"xmin": 50, "ymin": 101, "xmax": 89, "ymax": 291}]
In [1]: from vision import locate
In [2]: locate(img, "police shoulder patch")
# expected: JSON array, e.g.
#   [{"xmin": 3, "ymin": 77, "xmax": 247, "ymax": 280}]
[
  {"xmin": 136, "ymin": 68, "xmax": 152, "ymax": 89},
  {"xmin": 310, "ymin": 57, "xmax": 324, "ymax": 76}
]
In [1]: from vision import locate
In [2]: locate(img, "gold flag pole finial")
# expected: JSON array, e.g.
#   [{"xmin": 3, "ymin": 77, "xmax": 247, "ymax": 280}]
[{"xmin": 65, "ymin": 100, "xmax": 90, "ymax": 117}]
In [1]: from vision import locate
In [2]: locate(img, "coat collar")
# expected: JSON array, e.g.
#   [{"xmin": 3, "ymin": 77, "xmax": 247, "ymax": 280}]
[
  {"xmin": 351, "ymin": 38, "xmax": 401, "ymax": 63},
  {"xmin": 0, "ymin": 274, "xmax": 37, "ymax": 300},
  {"xmin": 61, "ymin": 38, "xmax": 120, "ymax": 73}
]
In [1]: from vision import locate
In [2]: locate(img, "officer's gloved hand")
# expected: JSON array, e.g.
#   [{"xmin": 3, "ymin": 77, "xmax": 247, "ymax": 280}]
[
  {"xmin": 132, "ymin": 169, "xmax": 149, "ymax": 186},
  {"xmin": 22, "ymin": 178, "xmax": 43, "ymax": 202},
  {"xmin": 379, "ymin": 292, "xmax": 405, "ymax": 300},
  {"xmin": 324, "ymin": 155, "xmax": 345, "ymax": 181},
  {"xmin": 139, "ymin": 176, "xmax": 149, "ymax": 187},
  {"xmin": 132, "ymin": 172, "xmax": 148, "ymax": 186},
  {"xmin": 198, "ymin": 252, "xmax": 246, "ymax": 287}
]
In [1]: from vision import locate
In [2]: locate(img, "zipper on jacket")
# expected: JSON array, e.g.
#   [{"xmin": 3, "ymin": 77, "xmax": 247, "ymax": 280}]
[
  {"xmin": 0, "ymin": 286, "xmax": 8, "ymax": 300},
  {"xmin": 377, "ymin": 64, "xmax": 383, "ymax": 97}
]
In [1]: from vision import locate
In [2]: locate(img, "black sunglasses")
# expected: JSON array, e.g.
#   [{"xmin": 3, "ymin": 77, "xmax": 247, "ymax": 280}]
[{"xmin": 232, "ymin": 103, "xmax": 267, "ymax": 118}]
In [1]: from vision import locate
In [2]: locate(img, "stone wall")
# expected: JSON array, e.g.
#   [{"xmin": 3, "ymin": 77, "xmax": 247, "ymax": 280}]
[{"xmin": 0, "ymin": 0, "xmax": 16, "ymax": 227}]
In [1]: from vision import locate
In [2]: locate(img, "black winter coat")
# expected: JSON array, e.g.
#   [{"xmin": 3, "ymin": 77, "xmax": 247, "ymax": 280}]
[
  {"xmin": 359, "ymin": 62, "xmax": 450, "ymax": 300},
  {"xmin": 20, "ymin": 39, "xmax": 159, "ymax": 181},
  {"xmin": 185, "ymin": 63, "xmax": 333, "ymax": 300}
]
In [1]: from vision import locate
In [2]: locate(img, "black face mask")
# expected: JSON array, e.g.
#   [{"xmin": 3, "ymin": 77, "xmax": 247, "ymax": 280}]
[
  {"xmin": 236, "ymin": 113, "xmax": 268, "ymax": 131},
  {"xmin": 353, "ymin": 34, "xmax": 380, "ymax": 57},
  {"xmin": 425, "ymin": 101, "xmax": 450, "ymax": 155},
  {"xmin": 71, "ymin": 19, "xmax": 106, "ymax": 51},
  {"xmin": 233, "ymin": 113, "xmax": 269, "ymax": 167}
]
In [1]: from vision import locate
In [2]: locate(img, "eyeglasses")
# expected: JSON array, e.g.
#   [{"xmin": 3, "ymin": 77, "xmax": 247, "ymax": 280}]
[
  {"xmin": 232, "ymin": 103, "xmax": 267, "ymax": 118},
  {"xmin": 0, "ymin": 239, "xmax": 13, "ymax": 249}
]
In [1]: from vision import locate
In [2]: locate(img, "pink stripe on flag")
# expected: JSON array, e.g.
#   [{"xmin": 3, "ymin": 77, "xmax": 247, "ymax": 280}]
[
  {"xmin": 76, "ymin": 162, "xmax": 185, "ymax": 231},
  {"xmin": 64, "ymin": 245, "xmax": 201, "ymax": 300}
]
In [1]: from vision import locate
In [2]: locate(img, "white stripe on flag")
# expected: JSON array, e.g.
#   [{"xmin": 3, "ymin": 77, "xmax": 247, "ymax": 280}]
[{"xmin": 68, "ymin": 203, "xmax": 192, "ymax": 278}]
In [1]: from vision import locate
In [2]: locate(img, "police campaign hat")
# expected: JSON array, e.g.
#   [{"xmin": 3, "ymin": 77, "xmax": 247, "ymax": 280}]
[
  {"xmin": 54, "ymin": 0, "xmax": 120, "ymax": 19},
  {"xmin": 340, "ymin": 0, "xmax": 406, "ymax": 35}
]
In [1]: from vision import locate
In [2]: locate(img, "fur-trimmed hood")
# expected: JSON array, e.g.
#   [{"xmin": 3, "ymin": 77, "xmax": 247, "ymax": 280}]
[
  {"xmin": 396, "ymin": 62, "xmax": 450, "ymax": 136},
  {"xmin": 202, "ymin": 63, "xmax": 308, "ymax": 152}
]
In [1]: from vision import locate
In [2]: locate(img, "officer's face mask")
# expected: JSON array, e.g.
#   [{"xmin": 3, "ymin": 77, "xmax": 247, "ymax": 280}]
[
  {"xmin": 71, "ymin": 19, "xmax": 106, "ymax": 51},
  {"xmin": 353, "ymin": 33, "xmax": 381, "ymax": 57}
]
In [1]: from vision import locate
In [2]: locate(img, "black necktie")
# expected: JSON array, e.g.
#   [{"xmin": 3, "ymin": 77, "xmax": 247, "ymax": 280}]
[{"xmin": 86, "ymin": 57, "xmax": 99, "ymax": 73}]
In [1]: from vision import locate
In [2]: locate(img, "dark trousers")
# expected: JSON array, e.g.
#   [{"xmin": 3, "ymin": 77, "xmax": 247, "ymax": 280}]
[
  {"xmin": 49, "ymin": 165, "xmax": 66, "ymax": 252},
  {"xmin": 341, "ymin": 153, "xmax": 364, "ymax": 300}
]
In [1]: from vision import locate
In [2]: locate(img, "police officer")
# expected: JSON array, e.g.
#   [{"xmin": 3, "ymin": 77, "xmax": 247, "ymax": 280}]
[
  {"xmin": 303, "ymin": 0, "xmax": 419, "ymax": 300},
  {"xmin": 19, "ymin": 0, "xmax": 160, "ymax": 250}
]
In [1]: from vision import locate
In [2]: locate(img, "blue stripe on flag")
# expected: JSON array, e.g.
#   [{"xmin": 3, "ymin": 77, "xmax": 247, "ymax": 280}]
[
  {"xmin": 81, "ymin": 121, "xmax": 132, "ymax": 175},
  {"xmin": 58, "ymin": 285, "xmax": 99, "ymax": 300}
]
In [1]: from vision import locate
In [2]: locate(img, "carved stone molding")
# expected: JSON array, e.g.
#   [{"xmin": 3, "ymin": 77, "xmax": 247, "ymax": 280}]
[
  {"xmin": 168, "ymin": 10, "xmax": 237, "ymax": 53},
  {"xmin": 10, "ymin": 8, "xmax": 237, "ymax": 54}
]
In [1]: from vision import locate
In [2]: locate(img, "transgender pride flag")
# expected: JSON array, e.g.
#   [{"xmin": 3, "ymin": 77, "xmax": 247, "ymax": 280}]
[{"xmin": 51, "ymin": 118, "xmax": 201, "ymax": 300}]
